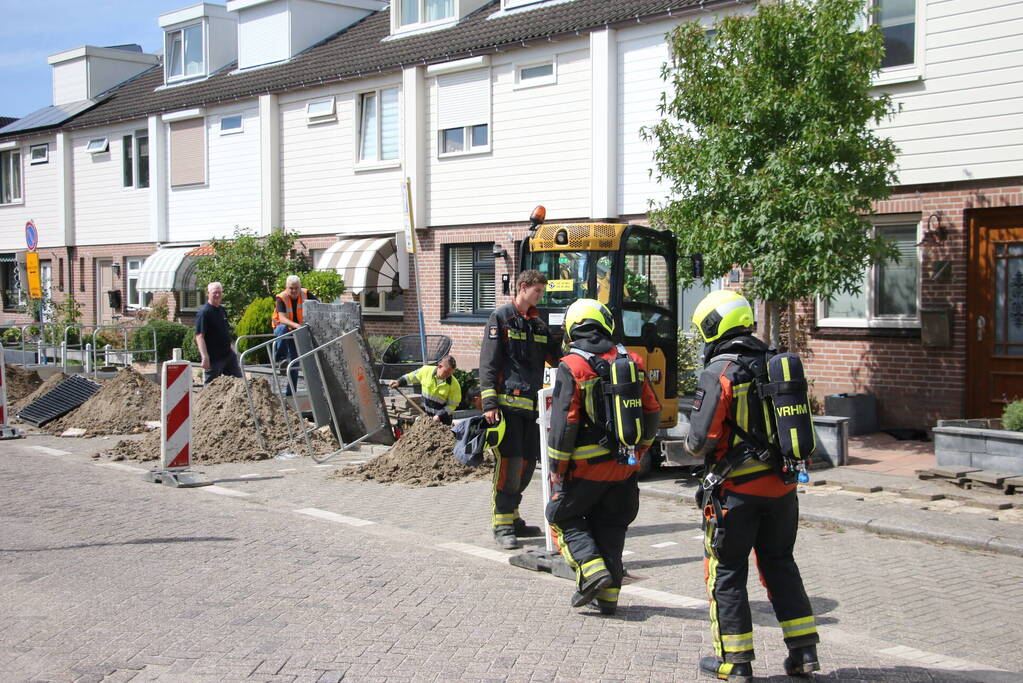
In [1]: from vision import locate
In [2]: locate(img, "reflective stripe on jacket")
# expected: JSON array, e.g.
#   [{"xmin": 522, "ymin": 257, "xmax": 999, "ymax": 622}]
[
  {"xmin": 546, "ymin": 348, "xmax": 660, "ymax": 482},
  {"xmin": 398, "ymin": 364, "xmax": 461, "ymax": 416},
  {"xmin": 271, "ymin": 288, "xmax": 309, "ymax": 328},
  {"xmin": 478, "ymin": 302, "xmax": 556, "ymax": 416}
]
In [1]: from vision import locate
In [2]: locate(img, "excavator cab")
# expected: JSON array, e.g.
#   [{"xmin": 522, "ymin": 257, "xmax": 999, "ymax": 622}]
[{"xmin": 519, "ymin": 208, "xmax": 679, "ymax": 429}]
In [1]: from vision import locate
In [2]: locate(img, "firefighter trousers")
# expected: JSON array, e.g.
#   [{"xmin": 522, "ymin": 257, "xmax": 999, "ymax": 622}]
[
  {"xmin": 704, "ymin": 488, "xmax": 818, "ymax": 663},
  {"xmin": 491, "ymin": 410, "xmax": 539, "ymax": 529},
  {"xmin": 546, "ymin": 473, "xmax": 640, "ymax": 604}
]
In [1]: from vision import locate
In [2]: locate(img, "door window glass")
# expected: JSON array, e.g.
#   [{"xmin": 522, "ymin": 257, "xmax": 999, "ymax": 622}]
[{"xmin": 995, "ymin": 242, "xmax": 1023, "ymax": 356}]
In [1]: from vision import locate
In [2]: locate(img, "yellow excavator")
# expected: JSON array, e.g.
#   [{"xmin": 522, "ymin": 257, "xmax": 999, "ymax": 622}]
[{"xmin": 519, "ymin": 206, "xmax": 697, "ymax": 473}]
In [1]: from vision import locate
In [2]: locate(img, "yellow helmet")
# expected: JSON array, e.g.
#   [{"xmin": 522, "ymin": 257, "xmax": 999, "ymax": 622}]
[
  {"xmin": 564, "ymin": 298, "xmax": 615, "ymax": 341},
  {"xmin": 692, "ymin": 290, "xmax": 753, "ymax": 343},
  {"xmin": 486, "ymin": 415, "xmax": 506, "ymax": 449}
]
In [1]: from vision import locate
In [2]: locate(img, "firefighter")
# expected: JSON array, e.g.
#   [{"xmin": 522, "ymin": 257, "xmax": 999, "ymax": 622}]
[
  {"xmin": 688, "ymin": 290, "xmax": 819, "ymax": 682},
  {"xmin": 479, "ymin": 269, "xmax": 558, "ymax": 549},
  {"xmin": 546, "ymin": 299, "xmax": 660, "ymax": 614},
  {"xmin": 388, "ymin": 355, "xmax": 461, "ymax": 424}
]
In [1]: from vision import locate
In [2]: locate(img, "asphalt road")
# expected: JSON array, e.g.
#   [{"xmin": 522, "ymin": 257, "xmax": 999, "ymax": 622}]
[{"xmin": 2, "ymin": 433, "xmax": 1021, "ymax": 682}]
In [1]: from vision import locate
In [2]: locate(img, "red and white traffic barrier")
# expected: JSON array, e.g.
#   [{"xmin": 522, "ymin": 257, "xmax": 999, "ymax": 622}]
[
  {"xmin": 0, "ymin": 345, "xmax": 24, "ymax": 439},
  {"xmin": 144, "ymin": 360, "xmax": 209, "ymax": 487}
]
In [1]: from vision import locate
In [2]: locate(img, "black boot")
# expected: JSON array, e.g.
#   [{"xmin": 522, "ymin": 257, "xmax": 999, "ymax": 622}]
[
  {"xmin": 513, "ymin": 518, "xmax": 543, "ymax": 537},
  {"xmin": 570, "ymin": 569, "xmax": 612, "ymax": 607},
  {"xmin": 493, "ymin": 525, "xmax": 520, "ymax": 549},
  {"xmin": 699, "ymin": 656, "xmax": 752, "ymax": 682},
  {"xmin": 783, "ymin": 645, "xmax": 819, "ymax": 676},
  {"xmin": 588, "ymin": 599, "xmax": 617, "ymax": 615}
]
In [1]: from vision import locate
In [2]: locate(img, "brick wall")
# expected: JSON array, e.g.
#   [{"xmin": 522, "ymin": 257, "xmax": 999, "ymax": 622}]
[{"xmin": 802, "ymin": 178, "xmax": 1023, "ymax": 429}]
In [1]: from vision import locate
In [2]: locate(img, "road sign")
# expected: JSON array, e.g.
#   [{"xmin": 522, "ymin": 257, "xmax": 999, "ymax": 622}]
[
  {"xmin": 25, "ymin": 220, "xmax": 38, "ymax": 251},
  {"xmin": 25, "ymin": 251, "xmax": 41, "ymax": 299}
]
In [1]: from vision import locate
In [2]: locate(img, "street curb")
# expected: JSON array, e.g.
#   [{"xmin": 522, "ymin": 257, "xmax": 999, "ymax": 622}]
[{"xmin": 636, "ymin": 483, "xmax": 1023, "ymax": 558}]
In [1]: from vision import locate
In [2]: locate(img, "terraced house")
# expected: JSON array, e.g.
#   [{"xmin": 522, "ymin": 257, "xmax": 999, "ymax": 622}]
[{"xmin": 1, "ymin": 0, "xmax": 1021, "ymax": 430}]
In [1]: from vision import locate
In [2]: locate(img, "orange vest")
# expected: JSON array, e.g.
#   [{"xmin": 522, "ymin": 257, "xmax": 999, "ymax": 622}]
[{"xmin": 271, "ymin": 288, "xmax": 308, "ymax": 328}]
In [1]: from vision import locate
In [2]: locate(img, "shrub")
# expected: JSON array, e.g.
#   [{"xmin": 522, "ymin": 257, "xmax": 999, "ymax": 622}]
[
  {"xmin": 452, "ymin": 368, "xmax": 478, "ymax": 410},
  {"xmin": 273, "ymin": 271, "xmax": 345, "ymax": 303},
  {"xmin": 235, "ymin": 297, "xmax": 276, "ymax": 365},
  {"xmin": 180, "ymin": 330, "xmax": 202, "ymax": 363},
  {"xmin": 130, "ymin": 320, "xmax": 190, "ymax": 362},
  {"xmin": 2, "ymin": 327, "xmax": 22, "ymax": 344},
  {"xmin": 1003, "ymin": 400, "xmax": 1023, "ymax": 432}
]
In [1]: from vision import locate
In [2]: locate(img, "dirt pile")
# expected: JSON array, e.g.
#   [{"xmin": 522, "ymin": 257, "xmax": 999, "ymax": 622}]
[
  {"xmin": 11, "ymin": 372, "xmax": 69, "ymax": 415},
  {"xmin": 3, "ymin": 365, "xmax": 42, "ymax": 404},
  {"xmin": 47, "ymin": 368, "xmax": 160, "ymax": 436},
  {"xmin": 339, "ymin": 416, "xmax": 491, "ymax": 487},
  {"xmin": 104, "ymin": 375, "xmax": 335, "ymax": 463}
]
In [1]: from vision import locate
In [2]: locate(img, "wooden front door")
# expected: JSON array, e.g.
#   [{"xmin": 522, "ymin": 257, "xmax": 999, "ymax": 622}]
[
  {"xmin": 96, "ymin": 259, "xmax": 116, "ymax": 325},
  {"xmin": 967, "ymin": 207, "xmax": 1023, "ymax": 418}
]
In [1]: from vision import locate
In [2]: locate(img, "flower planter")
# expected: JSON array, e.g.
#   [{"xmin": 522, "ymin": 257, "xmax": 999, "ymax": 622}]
[{"xmin": 934, "ymin": 420, "xmax": 1023, "ymax": 474}]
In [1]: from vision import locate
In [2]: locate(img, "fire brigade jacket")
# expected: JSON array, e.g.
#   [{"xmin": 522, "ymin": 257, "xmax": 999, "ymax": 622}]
[
  {"xmin": 271, "ymin": 288, "xmax": 310, "ymax": 328},
  {"xmin": 546, "ymin": 333, "xmax": 661, "ymax": 481},
  {"xmin": 396, "ymin": 364, "xmax": 461, "ymax": 417},
  {"xmin": 686, "ymin": 334, "xmax": 794, "ymax": 498},
  {"xmin": 479, "ymin": 302, "xmax": 557, "ymax": 416}
]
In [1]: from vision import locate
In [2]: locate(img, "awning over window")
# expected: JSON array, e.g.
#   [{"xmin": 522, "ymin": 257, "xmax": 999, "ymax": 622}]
[
  {"xmin": 137, "ymin": 247, "xmax": 195, "ymax": 292},
  {"xmin": 316, "ymin": 236, "xmax": 400, "ymax": 294}
]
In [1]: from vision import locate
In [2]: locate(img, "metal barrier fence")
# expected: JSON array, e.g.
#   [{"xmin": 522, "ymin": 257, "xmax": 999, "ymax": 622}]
[
  {"xmin": 238, "ymin": 332, "xmax": 297, "ymax": 451},
  {"xmin": 0, "ymin": 322, "xmax": 159, "ymax": 377}
]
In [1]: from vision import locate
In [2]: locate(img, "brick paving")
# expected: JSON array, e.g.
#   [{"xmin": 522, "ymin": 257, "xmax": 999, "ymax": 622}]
[{"xmin": 1, "ymin": 433, "xmax": 1021, "ymax": 682}]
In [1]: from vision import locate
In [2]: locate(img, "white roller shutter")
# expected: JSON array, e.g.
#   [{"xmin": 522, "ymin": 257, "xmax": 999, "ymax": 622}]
[
  {"xmin": 437, "ymin": 69, "xmax": 490, "ymax": 130},
  {"xmin": 169, "ymin": 118, "xmax": 206, "ymax": 187}
]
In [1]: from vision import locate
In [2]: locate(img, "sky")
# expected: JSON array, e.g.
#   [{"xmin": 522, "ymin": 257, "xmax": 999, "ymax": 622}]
[{"xmin": 0, "ymin": 1, "xmax": 194, "ymax": 118}]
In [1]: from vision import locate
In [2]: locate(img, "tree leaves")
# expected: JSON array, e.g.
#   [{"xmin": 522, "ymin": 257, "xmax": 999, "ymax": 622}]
[{"xmin": 646, "ymin": 0, "xmax": 899, "ymax": 306}]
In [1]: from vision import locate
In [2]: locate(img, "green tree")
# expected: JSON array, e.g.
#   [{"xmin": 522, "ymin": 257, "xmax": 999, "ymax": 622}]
[
  {"xmin": 194, "ymin": 228, "xmax": 307, "ymax": 319},
  {"xmin": 273, "ymin": 270, "xmax": 345, "ymax": 303},
  {"xmin": 646, "ymin": 0, "xmax": 899, "ymax": 344}
]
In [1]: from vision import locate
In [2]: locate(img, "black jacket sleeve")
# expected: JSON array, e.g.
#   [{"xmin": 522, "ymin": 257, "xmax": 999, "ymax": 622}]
[
  {"xmin": 546, "ymin": 361, "xmax": 579, "ymax": 476},
  {"xmin": 478, "ymin": 309, "xmax": 504, "ymax": 412}
]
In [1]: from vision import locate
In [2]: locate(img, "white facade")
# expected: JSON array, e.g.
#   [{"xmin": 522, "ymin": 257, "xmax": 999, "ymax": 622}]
[
  {"xmin": 165, "ymin": 104, "xmax": 262, "ymax": 242},
  {"xmin": 0, "ymin": 136, "xmax": 60, "ymax": 249},
  {"xmin": 879, "ymin": 0, "xmax": 1023, "ymax": 186},
  {"xmin": 71, "ymin": 122, "xmax": 151, "ymax": 246}
]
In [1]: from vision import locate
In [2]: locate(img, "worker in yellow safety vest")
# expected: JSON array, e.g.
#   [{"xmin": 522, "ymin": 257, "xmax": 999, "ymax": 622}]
[{"xmin": 389, "ymin": 355, "xmax": 462, "ymax": 424}]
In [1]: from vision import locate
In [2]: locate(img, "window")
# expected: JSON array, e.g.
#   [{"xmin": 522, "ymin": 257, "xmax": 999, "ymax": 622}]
[
  {"xmin": 126, "ymin": 258, "xmax": 152, "ymax": 308},
  {"xmin": 306, "ymin": 98, "xmax": 336, "ymax": 124},
  {"xmin": 220, "ymin": 115, "xmax": 243, "ymax": 135},
  {"xmin": 358, "ymin": 88, "xmax": 399, "ymax": 163},
  {"xmin": 437, "ymin": 69, "xmax": 491, "ymax": 157},
  {"xmin": 446, "ymin": 243, "xmax": 495, "ymax": 317},
  {"xmin": 397, "ymin": 0, "xmax": 454, "ymax": 27},
  {"xmin": 169, "ymin": 118, "xmax": 206, "ymax": 187},
  {"xmin": 166, "ymin": 23, "xmax": 205, "ymax": 81},
  {"xmin": 1, "ymin": 253, "xmax": 25, "ymax": 311},
  {"xmin": 121, "ymin": 131, "xmax": 149, "ymax": 189},
  {"xmin": 516, "ymin": 61, "xmax": 556, "ymax": 88},
  {"xmin": 180, "ymin": 289, "xmax": 207, "ymax": 311},
  {"xmin": 0, "ymin": 149, "xmax": 21, "ymax": 204},
  {"xmin": 871, "ymin": 0, "xmax": 915, "ymax": 69},
  {"xmin": 361, "ymin": 290, "xmax": 405, "ymax": 314},
  {"xmin": 30, "ymin": 144, "xmax": 48, "ymax": 165},
  {"xmin": 86, "ymin": 137, "xmax": 109, "ymax": 154},
  {"xmin": 819, "ymin": 221, "xmax": 920, "ymax": 327}
]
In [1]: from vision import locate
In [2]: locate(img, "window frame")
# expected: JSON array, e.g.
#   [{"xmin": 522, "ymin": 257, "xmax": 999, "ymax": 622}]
[
  {"xmin": 122, "ymin": 130, "xmax": 150, "ymax": 189},
  {"xmin": 444, "ymin": 242, "xmax": 496, "ymax": 320},
  {"xmin": 219, "ymin": 115, "xmax": 244, "ymax": 135},
  {"xmin": 29, "ymin": 143, "xmax": 49, "ymax": 165},
  {"xmin": 817, "ymin": 215, "xmax": 922, "ymax": 329},
  {"xmin": 125, "ymin": 258, "xmax": 153, "ymax": 309},
  {"xmin": 360, "ymin": 289, "xmax": 405, "ymax": 316},
  {"xmin": 306, "ymin": 97, "xmax": 337, "ymax": 124},
  {"xmin": 357, "ymin": 87, "xmax": 401, "ymax": 167},
  {"xmin": 165, "ymin": 22, "xmax": 206, "ymax": 83},
  {"xmin": 0, "ymin": 149, "xmax": 22, "ymax": 205},
  {"xmin": 514, "ymin": 59, "xmax": 557, "ymax": 89},
  {"xmin": 866, "ymin": 0, "xmax": 926, "ymax": 86},
  {"xmin": 394, "ymin": 0, "xmax": 456, "ymax": 31},
  {"xmin": 1, "ymin": 253, "xmax": 26, "ymax": 311},
  {"xmin": 86, "ymin": 137, "xmax": 109, "ymax": 154},
  {"xmin": 438, "ymin": 123, "xmax": 490, "ymax": 157}
]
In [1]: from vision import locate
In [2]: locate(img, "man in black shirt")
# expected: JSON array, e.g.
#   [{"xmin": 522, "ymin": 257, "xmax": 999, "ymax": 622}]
[{"xmin": 195, "ymin": 281, "xmax": 242, "ymax": 385}]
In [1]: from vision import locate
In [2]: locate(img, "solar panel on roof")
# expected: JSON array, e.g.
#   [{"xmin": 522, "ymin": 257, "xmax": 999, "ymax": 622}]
[{"xmin": 0, "ymin": 99, "xmax": 103, "ymax": 135}]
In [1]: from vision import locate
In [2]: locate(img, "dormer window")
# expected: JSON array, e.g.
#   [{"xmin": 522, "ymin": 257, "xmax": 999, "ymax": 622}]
[
  {"xmin": 165, "ymin": 23, "xmax": 205, "ymax": 81},
  {"xmin": 397, "ymin": 0, "xmax": 454, "ymax": 28}
]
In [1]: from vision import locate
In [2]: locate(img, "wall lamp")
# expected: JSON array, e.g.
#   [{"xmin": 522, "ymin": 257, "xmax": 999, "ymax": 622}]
[
  {"xmin": 919, "ymin": 213, "xmax": 947, "ymax": 246},
  {"xmin": 492, "ymin": 243, "xmax": 508, "ymax": 259},
  {"xmin": 111, "ymin": 262, "xmax": 121, "ymax": 277}
]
